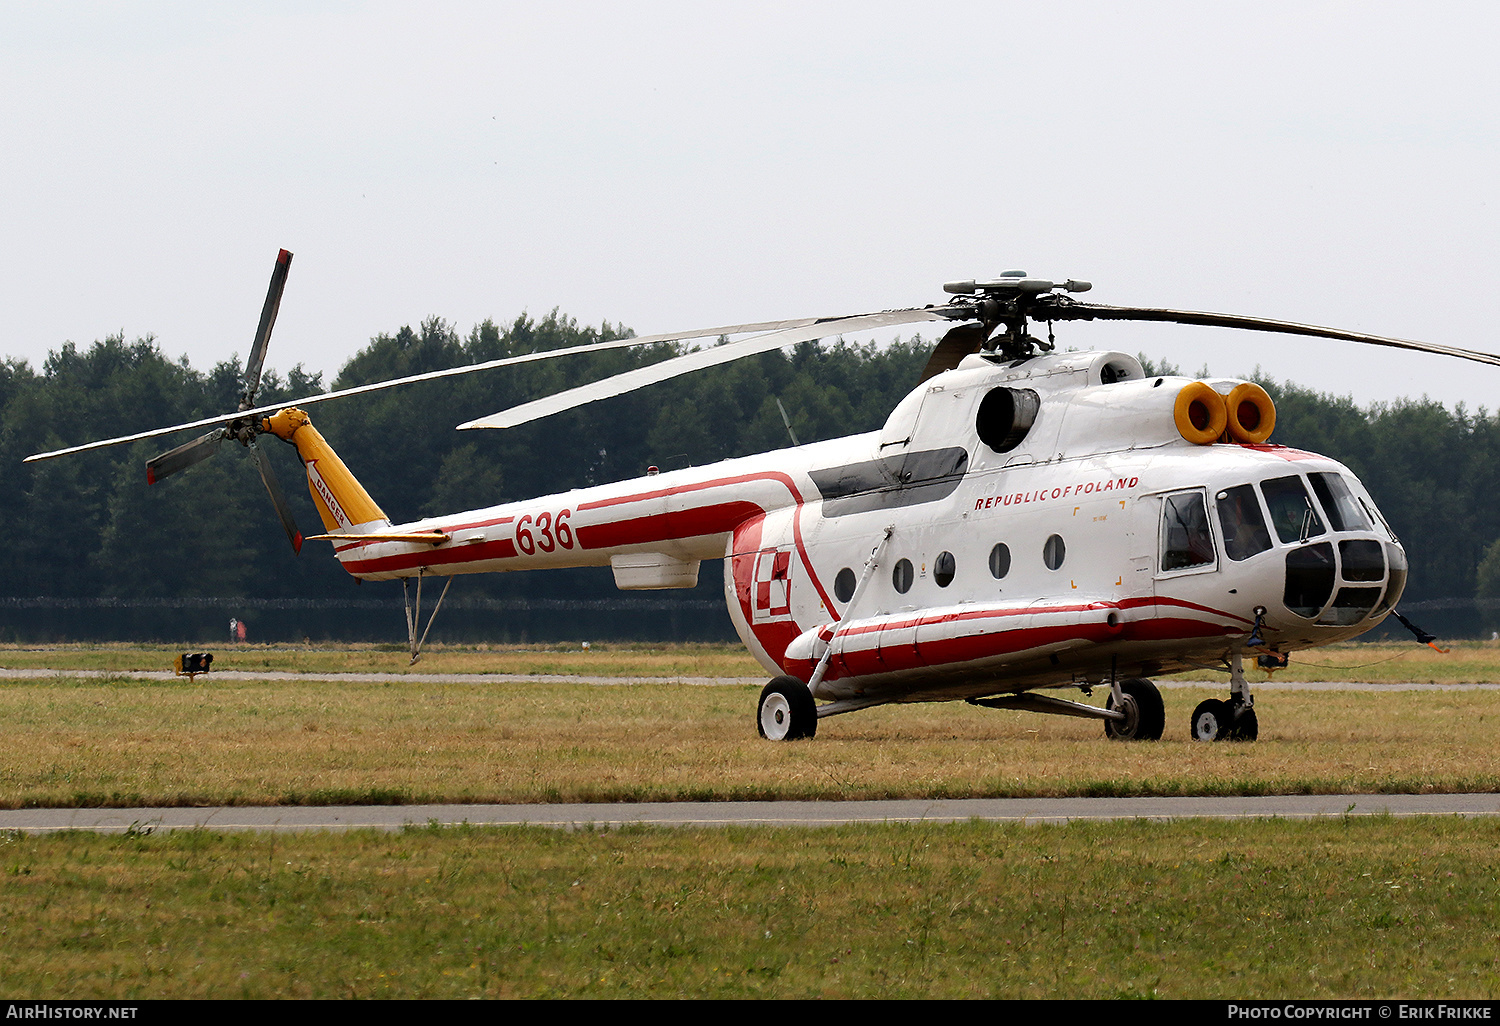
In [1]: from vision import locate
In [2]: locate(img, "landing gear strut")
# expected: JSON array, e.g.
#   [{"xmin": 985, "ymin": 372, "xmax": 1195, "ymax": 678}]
[{"xmin": 1190, "ymin": 652, "xmax": 1258, "ymax": 741}]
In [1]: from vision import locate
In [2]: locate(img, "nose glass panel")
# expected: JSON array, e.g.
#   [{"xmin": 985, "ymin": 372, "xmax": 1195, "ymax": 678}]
[
  {"xmin": 1285, "ymin": 542, "xmax": 1336, "ymax": 619},
  {"xmin": 1321, "ymin": 587, "xmax": 1384, "ymax": 626},
  {"xmin": 1338, "ymin": 539, "xmax": 1385, "ymax": 582}
]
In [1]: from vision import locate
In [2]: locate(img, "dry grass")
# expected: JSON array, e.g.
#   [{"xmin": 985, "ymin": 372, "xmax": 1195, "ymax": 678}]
[
  {"xmin": 2, "ymin": 674, "xmax": 1499, "ymax": 807},
  {"xmin": 3, "ymin": 639, "xmax": 1498, "ymax": 683},
  {"xmin": 0, "ymin": 641, "xmax": 765, "ymax": 679},
  {"xmin": 3, "ymin": 817, "xmax": 1500, "ymax": 998},
  {"xmin": 5, "ymin": 643, "xmax": 1500, "ymax": 1000}
]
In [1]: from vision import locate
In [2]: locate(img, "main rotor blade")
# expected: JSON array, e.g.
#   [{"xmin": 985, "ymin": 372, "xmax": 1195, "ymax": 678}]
[
  {"xmin": 242, "ymin": 249, "xmax": 293, "ymax": 408},
  {"xmin": 23, "ymin": 316, "xmax": 830, "ymax": 464},
  {"xmin": 459, "ymin": 307, "xmax": 955, "ymax": 431},
  {"xmin": 919, "ymin": 321, "xmax": 991, "ymax": 383},
  {"xmin": 1047, "ymin": 302, "xmax": 1500, "ymax": 368},
  {"xmin": 249, "ymin": 440, "xmax": 303, "ymax": 553},
  {"xmin": 144, "ymin": 429, "xmax": 224, "ymax": 485}
]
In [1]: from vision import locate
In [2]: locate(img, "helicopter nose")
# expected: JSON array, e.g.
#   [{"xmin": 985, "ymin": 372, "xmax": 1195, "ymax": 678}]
[{"xmin": 1280, "ymin": 538, "xmax": 1406, "ymax": 626}]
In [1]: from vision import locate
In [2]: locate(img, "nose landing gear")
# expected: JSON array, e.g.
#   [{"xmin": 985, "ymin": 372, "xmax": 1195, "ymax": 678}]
[
  {"xmin": 1190, "ymin": 698, "xmax": 1258, "ymax": 741},
  {"xmin": 1190, "ymin": 652, "xmax": 1259, "ymax": 741}
]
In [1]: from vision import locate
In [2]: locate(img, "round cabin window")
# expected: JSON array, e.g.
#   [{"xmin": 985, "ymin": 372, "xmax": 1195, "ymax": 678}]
[
  {"xmin": 834, "ymin": 567, "xmax": 857, "ymax": 603},
  {"xmin": 933, "ymin": 551, "xmax": 956, "ymax": 588},
  {"xmin": 892, "ymin": 558, "xmax": 914, "ymax": 594},
  {"xmin": 1043, "ymin": 534, "xmax": 1066, "ymax": 571},
  {"xmin": 989, "ymin": 543, "xmax": 1011, "ymax": 579}
]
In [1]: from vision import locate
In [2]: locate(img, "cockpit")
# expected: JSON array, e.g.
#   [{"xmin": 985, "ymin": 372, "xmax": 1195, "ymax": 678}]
[{"xmin": 1159, "ymin": 470, "xmax": 1407, "ymax": 627}]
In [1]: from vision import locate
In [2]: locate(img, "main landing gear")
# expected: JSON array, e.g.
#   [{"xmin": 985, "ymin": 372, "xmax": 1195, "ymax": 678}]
[
  {"xmin": 757, "ymin": 676, "xmax": 818, "ymax": 740},
  {"xmin": 754, "ymin": 673, "xmax": 1173, "ymax": 742},
  {"xmin": 1190, "ymin": 652, "xmax": 1259, "ymax": 741},
  {"xmin": 1102, "ymin": 677, "xmax": 1166, "ymax": 741}
]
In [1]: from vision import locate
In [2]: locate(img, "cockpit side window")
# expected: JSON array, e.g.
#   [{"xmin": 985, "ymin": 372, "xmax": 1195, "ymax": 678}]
[
  {"xmin": 1260, "ymin": 476, "xmax": 1325, "ymax": 544},
  {"xmin": 1160, "ymin": 490, "xmax": 1216, "ymax": 572},
  {"xmin": 1308, "ymin": 473, "xmax": 1372, "ymax": 532},
  {"xmin": 1216, "ymin": 484, "xmax": 1273, "ymax": 561}
]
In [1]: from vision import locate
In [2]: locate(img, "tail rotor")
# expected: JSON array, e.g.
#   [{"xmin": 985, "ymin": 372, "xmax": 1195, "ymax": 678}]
[{"xmin": 143, "ymin": 249, "xmax": 304, "ymax": 551}]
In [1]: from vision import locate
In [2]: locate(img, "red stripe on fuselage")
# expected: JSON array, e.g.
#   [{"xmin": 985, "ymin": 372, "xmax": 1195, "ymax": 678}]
[
  {"xmin": 576, "ymin": 502, "xmax": 765, "ymax": 550},
  {"xmin": 1239, "ymin": 444, "xmax": 1323, "ymax": 462},
  {"xmin": 816, "ymin": 615, "xmax": 1238, "ymax": 684},
  {"xmin": 829, "ymin": 596, "xmax": 1246, "ymax": 642},
  {"xmin": 437, "ymin": 514, "xmax": 515, "ymax": 533},
  {"xmin": 1118, "ymin": 595, "xmax": 1253, "ymax": 625},
  {"xmin": 333, "ymin": 516, "xmax": 516, "ymax": 554},
  {"xmin": 338, "ymin": 536, "xmax": 519, "ymax": 574},
  {"xmin": 335, "ymin": 467, "xmax": 836, "ymax": 611},
  {"xmin": 832, "ymin": 600, "xmax": 1120, "ymax": 639},
  {"xmin": 578, "ymin": 469, "xmax": 837, "ymax": 617},
  {"xmin": 576, "ymin": 472, "xmax": 797, "ymax": 511}
]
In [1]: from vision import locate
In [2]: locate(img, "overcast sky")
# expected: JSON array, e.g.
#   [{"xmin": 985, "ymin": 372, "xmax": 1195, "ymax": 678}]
[{"xmin": 3, "ymin": 2, "xmax": 1498, "ymax": 418}]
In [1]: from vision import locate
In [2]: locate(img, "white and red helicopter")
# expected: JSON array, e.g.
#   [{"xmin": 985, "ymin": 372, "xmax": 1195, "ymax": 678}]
[{"xmin": 27, "ymin": 252, "xmax": 1500, "ymax": 743}]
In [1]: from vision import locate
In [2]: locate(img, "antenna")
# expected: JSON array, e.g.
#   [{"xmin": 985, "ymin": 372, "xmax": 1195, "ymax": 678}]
[{"xmin": 775, "ymin": 398, "xmax": 801, "ymax": 447}]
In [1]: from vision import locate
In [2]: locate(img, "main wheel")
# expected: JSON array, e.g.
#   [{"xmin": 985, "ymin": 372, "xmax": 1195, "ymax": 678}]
[
  {"xmin": 757, "ymin": 676, "xmax": 817, "ymax": 740},
  {"xmin": 1103, "ymin": 677, "xmax": 1165, "ymax": 741},
  {"xmin": 1191, "ymin": 699, "xmax": 1230, "ymax": 741}
]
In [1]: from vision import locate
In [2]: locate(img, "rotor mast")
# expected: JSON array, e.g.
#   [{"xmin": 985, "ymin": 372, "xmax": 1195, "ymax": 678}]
[{"xmin": 939, "ymin": 272, "xmax": 1095, "ymax": 361}]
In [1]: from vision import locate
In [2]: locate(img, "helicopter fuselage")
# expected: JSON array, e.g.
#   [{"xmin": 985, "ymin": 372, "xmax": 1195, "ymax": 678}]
[{"xmin": 322, "ymin": 349, "xmax": 1406, "ymax": 710}]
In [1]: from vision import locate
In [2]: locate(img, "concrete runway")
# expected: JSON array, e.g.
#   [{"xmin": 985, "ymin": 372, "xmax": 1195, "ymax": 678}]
[{"xmin": 4, "ymin": 794, "xmax": 1499, "ymax": 834}]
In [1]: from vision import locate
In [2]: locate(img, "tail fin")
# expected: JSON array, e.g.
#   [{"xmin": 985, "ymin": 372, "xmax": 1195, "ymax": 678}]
[{"xmin": 261, "ymin": 409, "xmax": 391, "ymax": 533}]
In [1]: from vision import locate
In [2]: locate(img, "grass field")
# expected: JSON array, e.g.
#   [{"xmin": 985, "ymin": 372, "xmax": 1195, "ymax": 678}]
[
  {"xmin": 1, "ymin": 665, "xmax": 1498, "ymax": 808},
  {"xmin": 3, "ymin": 817, "xmax": 1499, "ymax": 998},
  {"xmin": 3, "ymin": 637, "xmax": 1499, "ymax": 683},
  {"xmin": 0, "ymin": 640, "xmax": 766, "ymax": 679},
  {"xmin": 4, "ymin": 641, "xmax": 1498, "ymax": 999}
]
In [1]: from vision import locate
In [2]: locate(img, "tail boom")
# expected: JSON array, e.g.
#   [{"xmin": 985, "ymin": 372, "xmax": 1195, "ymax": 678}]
[
  {"xmin": 325, "ymin": 453, "xmax": 820, "ymax": 583},
  {"xmin": 261, "ymin": 408, "xmax": 392, "ymax": 535}
]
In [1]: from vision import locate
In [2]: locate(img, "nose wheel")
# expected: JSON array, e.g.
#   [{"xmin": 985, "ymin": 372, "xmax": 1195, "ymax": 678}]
[
  {"xmin": 1190, "ymin": 699, "xmax": 1258, "ymax": 741},
  {"xmin": 1191, "ymin": 652, "xmax": 1260, "ymax": 741},
  {"xmin": 757, "ymin": 676, "xmax": 818, "ymax": 740}
]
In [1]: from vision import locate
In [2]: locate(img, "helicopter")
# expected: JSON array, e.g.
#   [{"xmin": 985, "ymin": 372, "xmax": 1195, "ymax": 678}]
[{"xmin": 27, "ymin": 252, "xmax": 1500, "ymax": 743}]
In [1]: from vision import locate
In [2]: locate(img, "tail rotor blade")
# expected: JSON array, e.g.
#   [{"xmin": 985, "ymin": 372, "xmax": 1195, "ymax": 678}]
[
  {"xmin": 241, "ymin": 249, "xmax": 293, "ymax": 408},
  {"xmin": 145, "ymin": 429, "xmax": 224, "ymax": 484},
  {"xmin": 249, "ymin": 440, "xmax": 303, "ymax": 553}
]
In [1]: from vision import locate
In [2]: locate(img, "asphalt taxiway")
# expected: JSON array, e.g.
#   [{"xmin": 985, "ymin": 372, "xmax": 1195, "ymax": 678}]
[{"xmin": 4, "ymin": 794, "xmax": 1499, "ymax": 834}]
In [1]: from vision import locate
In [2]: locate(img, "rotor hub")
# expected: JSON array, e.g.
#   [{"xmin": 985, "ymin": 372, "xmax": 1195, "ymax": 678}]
[{"xmin": 940, "ymin": 272, "xmax": 1092, "ymax": 360}]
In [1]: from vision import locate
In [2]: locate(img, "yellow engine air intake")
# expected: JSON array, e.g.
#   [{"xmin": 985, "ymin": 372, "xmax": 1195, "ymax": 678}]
[
  {"xmin": 262, "ymin": 408, "xmax": 389, "ymax": 532},
  {"xmin": 1173, "ymin": 381, "xmax": 1227, "ymax": 445},
  {"xmin": 1224, "ymin": 382, "xmax": 1276, "ymax": 444}
]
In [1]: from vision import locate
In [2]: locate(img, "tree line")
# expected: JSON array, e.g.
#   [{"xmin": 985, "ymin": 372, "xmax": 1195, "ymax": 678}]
[{"xmin": 1, "ymin": 315, "xmax": 1495, "ymax": 641}]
